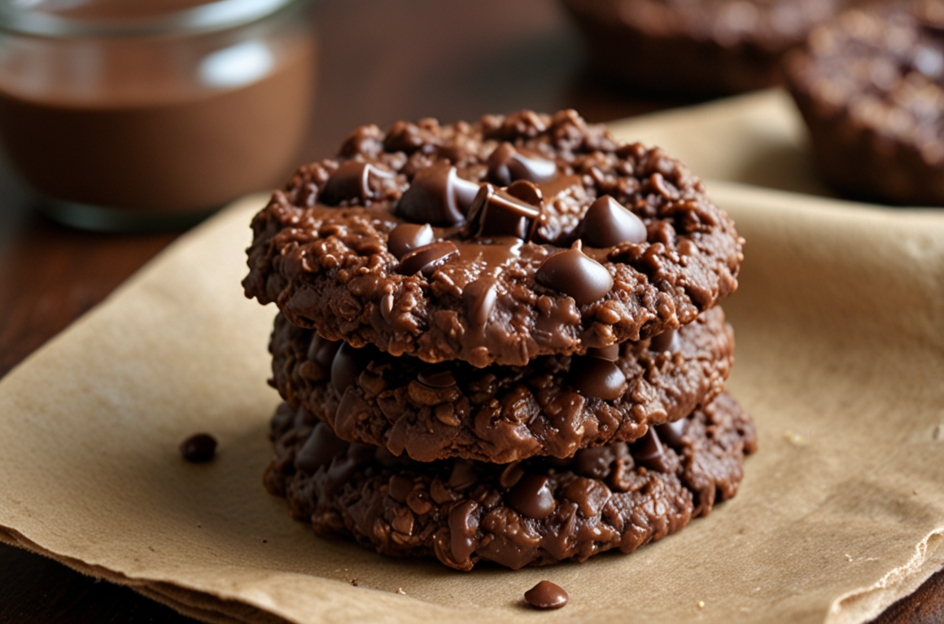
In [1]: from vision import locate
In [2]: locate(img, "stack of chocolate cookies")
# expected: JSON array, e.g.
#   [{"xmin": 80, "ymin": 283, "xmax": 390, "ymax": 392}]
[{"xmin": 243, "ymin": 110, "xmax": 756, "ymax": 571}]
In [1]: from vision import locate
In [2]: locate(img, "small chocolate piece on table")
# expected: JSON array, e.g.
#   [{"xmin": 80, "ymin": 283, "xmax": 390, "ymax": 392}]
[
  {"xmin": 180, "ymin": 433, "xmax": 217, "ymax": 463},
  {"xmin": 524, "ymin": 580, "xmax": 569, "ymax": 610}
]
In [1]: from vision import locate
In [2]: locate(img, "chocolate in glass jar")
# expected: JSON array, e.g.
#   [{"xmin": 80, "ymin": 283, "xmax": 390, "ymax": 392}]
[{"xmin": 0, "ymin": 0, "xmax": 317, "ymax": 230}]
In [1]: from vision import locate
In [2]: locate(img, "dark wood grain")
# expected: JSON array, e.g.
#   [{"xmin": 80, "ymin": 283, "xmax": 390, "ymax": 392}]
[{"xmin": 0, "ymin": 0, "xmax": 937, "ymax": 622}]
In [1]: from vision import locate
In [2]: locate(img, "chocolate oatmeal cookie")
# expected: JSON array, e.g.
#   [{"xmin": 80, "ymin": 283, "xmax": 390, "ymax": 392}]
[
  {"xmin": 786, "ymin": 1, "xmax": 944, "ymax": 205},
  {"xmin": 263, "ymin": 393, "xmax": 756, "ymax": 571},
  {"xmin": 269, "ymin": 307, "xmax": 734, "ymax": 463},
  {"xmin": 562, "ymin": 0, "xmax": 842, "ymax": 95},
  {"xmin": 243, "ymin": 110, "xmax": 743, "ymax": 368}
]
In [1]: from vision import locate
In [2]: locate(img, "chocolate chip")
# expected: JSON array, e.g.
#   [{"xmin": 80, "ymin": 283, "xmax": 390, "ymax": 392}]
[
  {"xmin": 487, "ymin": 142, "xmax": 557, "ymax": 186},
  {"xmin": 650, "ymin": 328, "xmax": 680, "ymax": 353},
  {"xmin": 448, "ymin": 500, "xmax": 480, "ymax": 562},
  {"xmin": 569, "ymin": 355, "xmax": 627, "ymax": 401},
  {"xmin": 466, "ymin": 183, "xmax": 542, "ymax": 240},
  {"xmin": 630, "ymin": 427, "xmax": 672, "ymax": 473},
  {"xmin": 574, "ymin": 446, "xmax": 616, "ymax": 480},
  {"xmin": 330, "ymin": 342, "xmax": 368, "ymax": 395},
  {"xmin": 418, "ymin": 368, "xmax": 457, "ymax": 389},
  {"xmin": 524, "ymin": 580, "xmax": 568, "ymax": 610},
  {"xmin": 498, "ymin": 462, "xmax": 524, "ymax": 489},
  {"xmin": 294, "ymin": 422, "xmax": 350, "ymax": 474},
  {"xmin": 655, "ymin": 420, "xmax": 686, "ymax": 449},
  {"xmin": 448, "ymin": 459, "xmax": 477, "ymax": 490},
  {"xmin": 395, "ymin": 162, "xmax": 479, "ymax": 226},
  {"xmin": 322, "ymin": 161, "xmax": 394, "ymax": 204},
  {"xmin": 180, "ymin": 433, "xmax": 217, "ymax": 463},
  {"xmin": 397, "ymin": 241, "xmax": 459, "ymax": 275},
  {"xmin": 535, "ymin": 247, "xmax": 613, "ymax": 306},
  {"xmin": 577, "ymin": 195, "xmax": 647, "ymax": 247},
  {"xmin": 388, "ymin": 475, "xmax": 414, "ymax": 502},
  {"xmin": 307, "ymin": 335, "xmax": 341, "ymax": 372},
  {"xmin": 388, "ymin": 223, "xmax": 435, "ymax": 259},
  {"xmin": 507, "ymin": 474, "xmax": 556, "ymax": 520},
  {"xmin": 587, "ymin": 344, "xmax": 620, "ymax": 361},
  {"xmin": 461, "ymin": 277, "xmax": 498, "ymax": 328},
  {"xmin": 504, "ymin": 179, "xmax": 543, "ymax": 206}
]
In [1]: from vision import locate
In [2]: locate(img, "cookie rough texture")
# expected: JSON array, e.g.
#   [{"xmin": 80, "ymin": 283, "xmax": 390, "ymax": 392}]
[
  {"xmin": 786, "ymin": 2, "xmax": 944, "ymax": 205},
  {"xmin": 243, "ymin": 110, "xmax": 743, "ymax": 367},
  {"xmin": 270, "ymin": 307, "xmax": 734, "ymax": 463},
  {"xmin": 561, "ymin": 0, "xmax": 841, "ymax": 95},
  {"xmin": 264, "ymin": 393, "xmax": 756, "ymax": 571}
]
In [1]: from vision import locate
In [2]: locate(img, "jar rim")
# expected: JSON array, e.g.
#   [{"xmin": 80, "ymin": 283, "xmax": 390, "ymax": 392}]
[{"xmin": 0, "ymin": 0, "xmax": 302, "ymax": 37}]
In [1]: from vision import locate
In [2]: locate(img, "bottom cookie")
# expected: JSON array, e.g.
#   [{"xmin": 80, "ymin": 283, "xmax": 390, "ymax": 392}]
[{"xmin": 264, "ymin": 393, "xmax": 756, "ymax": 571}]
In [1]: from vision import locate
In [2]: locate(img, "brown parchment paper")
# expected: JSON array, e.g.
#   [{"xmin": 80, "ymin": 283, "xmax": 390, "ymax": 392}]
[{"xmin": 2, "ymin": 89, "xmax": 944, "ymax": 624}]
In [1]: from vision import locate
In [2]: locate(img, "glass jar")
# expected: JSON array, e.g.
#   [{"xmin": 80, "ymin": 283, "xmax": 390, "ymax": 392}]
[{"xmin": 0, "ymin": 0, "xmax": 317, "ymax": 230}]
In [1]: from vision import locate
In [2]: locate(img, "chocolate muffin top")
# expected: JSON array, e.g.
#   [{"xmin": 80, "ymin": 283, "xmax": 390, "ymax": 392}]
[{"xmin": 243, "ymin": 110, "xmax": 743, "ymax": 367}]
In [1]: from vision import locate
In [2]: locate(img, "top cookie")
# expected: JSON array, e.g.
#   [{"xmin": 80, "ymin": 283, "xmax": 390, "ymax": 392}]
[{"xmin": 244, "ymin": 110, "xmax": 743, "ymax": 367}]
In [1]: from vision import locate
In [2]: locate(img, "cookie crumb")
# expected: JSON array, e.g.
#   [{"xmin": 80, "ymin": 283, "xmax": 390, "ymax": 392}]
[
  {"xmin": 350, "ymin": 579, "xmax": 358, "ymax": 587},
  {"xmin": 783, "ymin": 430, "xmax": 807, "ymax": 446},
  {"xmin": 697, "ymin": 601, "xmax": 705, "ymax": 609}
]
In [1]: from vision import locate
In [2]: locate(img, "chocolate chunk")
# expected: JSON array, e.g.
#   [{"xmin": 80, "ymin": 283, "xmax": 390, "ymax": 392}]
[
  {"xmin": 330, "ymin": 342, "xmax": 367, "ymax": 395},
  {"xmin": 388, "ymin": 223, "xmax": 435, "ymax": 259},
  {"xmin": 574, "ymin": 446, "xmax": 616, "ymax": 480},
  {"xmin": 499, "ymin": 462, "xmax": 525, "ymax": 489},
  {"xmin": 395, "ymin": 162, "xmax": 479, "ymax": 226},
  {"xmin": 587, "ymin": 344, "xmax": 620, "ymax": 361},
  {"xmin": 388, "ymin": 474, "xmax": 414, "ymax": 502},
  {"xmin": 307, "ymin": 335, "xmax": 341, "ymax": 371},
  {"xmin": 417, "ymin": 369, "xmax": 457, "ymax": 389},
  {"xmin": 630, "ymin": 427, "xmax": 672, "ymax": 473},
  {"xmin": 397, "ymin": 241, "xmax": 459, "ymax": 276},
  {"xmin": 322, "ymin": 161, "xmax": 394, "ymax": 204},
  {"xmin": 655, "ymin": 420, "xmax": 686, "ymax": 449},
  {"xmin": 536, "ymin": 247, "xmax": 613, "ymax": 306},
  {"xmin": 449, "ymin": 500, "xmax": 480, "ymax": 562},
  {"xmin": 448, "ymin": 460, "xmax": 477, "ymax": 490},
  {"xmin": 524, "ymin": 580, "xmax": 569, "ymax": 610},
  {"xmin": 466, "ymin": 183, "xmax": 542, "ymax": 240},
  {"xmin": 650, "ymin": 328, "xmax": 679, "ymax": 353},
  {"xmin": 461, "ymin": 277, "xmax": 498, "ymax": 328},
  {"xmin": 180, "ymin": 433, "xmax": 217, "ymax": 463},
  {"xmin": 508, "ymin": 474, "xmax": 556, "ymax": 520},
  {"xmin": 577, "ymin": 195, "xmax": 647, "ymax": 247},
  {"xmin": 569, "ymin": 355, "xmax": 627, "ymax": 400},
  {"xmin": 487, "ymin": 142, "xmax": 557, "ymax": 186},
  {"xmin": 505, "ymin": 179, "xmax": 544, "ymax": 206},
  {"xmin": 295, "ymin": 422, "xmax": 350, "ymax": 474}
]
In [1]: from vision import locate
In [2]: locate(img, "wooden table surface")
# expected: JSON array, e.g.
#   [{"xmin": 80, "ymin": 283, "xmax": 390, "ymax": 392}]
[{"xmin": 0, "ymin": 1, "xmax": 939, "ymax": 622}]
